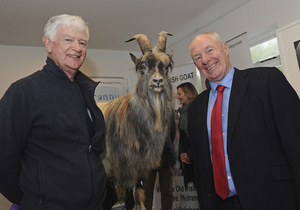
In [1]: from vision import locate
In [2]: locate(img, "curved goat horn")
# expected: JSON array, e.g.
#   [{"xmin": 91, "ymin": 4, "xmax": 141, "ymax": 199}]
[
  {"xmin": 158, "ymin": 31, "xmax": 173, "ymax": 53},
  {"xmin": 125, "ymin": 34, "xmax": 152, "ymax": 55}
]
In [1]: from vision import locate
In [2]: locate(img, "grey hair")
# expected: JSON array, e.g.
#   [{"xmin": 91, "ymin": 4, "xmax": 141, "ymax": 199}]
[
  {"xmin": 189, "ymin": 31, "xmax": 224, "ymax": 56},
  {"xmin": 44, "ymin": 14, "xmax": 89, "ymax": 41}
]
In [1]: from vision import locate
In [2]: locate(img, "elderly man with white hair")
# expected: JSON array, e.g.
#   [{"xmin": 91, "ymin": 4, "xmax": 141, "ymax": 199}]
[{"xmin": 0, "ymin": 14, "xmax": 106, "ymax": 210}]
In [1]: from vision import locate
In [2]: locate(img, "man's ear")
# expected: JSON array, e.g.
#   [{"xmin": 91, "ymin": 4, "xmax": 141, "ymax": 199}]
[
  {"xmin": 223, "ymin": 42, "xmax": 230, "ymax": 56},
  {"xmin": 42, "ymin": 36, "xmax": 52, "ymax": 53}
]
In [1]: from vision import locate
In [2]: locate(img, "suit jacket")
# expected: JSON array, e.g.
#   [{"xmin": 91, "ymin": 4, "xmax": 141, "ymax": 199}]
[{"xmin": 189, "ymin": 67, "xmax": 300, "ymax": 210}]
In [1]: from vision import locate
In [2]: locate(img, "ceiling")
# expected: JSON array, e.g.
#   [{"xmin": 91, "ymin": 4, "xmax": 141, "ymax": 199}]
[{"xmin": 0, "ymin": 0, "xmax": 250, "ymax": 52}]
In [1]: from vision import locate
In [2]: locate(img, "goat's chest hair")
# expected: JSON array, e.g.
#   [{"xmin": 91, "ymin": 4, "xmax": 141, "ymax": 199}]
[
  {"xmin": 153, "ymin": 93, "xmax": 162, "ymax": 132},
  {"xmin": 100, "ymin": 93, "xmax": 170, "ymax": 186}
]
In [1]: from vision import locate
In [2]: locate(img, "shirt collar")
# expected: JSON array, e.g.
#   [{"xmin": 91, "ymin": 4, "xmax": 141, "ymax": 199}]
[{"xmin": 210, "ymin": 67, "xmax": 235, "ymax": 92}]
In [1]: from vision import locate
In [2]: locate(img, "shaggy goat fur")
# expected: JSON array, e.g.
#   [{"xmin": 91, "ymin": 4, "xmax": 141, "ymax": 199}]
[{"xmin": 98, "ymin": 32, "xmax": 174, "ymax": 209}]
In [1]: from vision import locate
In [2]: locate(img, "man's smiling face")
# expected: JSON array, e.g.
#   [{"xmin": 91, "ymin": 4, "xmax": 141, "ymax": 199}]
[
  {"xmin": 44, "ymin": 25, "xmax": 88, "ymax": 81},
  {"xmin": 190, "ymin": 34, "xmax": 232, "ymax": 84}
]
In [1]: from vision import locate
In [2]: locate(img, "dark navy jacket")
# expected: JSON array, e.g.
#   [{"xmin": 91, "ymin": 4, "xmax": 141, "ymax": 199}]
[
  {"xmin": 189, "ymin": 67, "xmax": 300, "ymax": 210},
  {"xmin": 0, "ymin": 58, "xmax": 106, "ymax": 210}
]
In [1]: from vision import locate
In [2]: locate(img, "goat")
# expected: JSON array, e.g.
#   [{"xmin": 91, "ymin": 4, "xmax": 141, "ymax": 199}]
[{"xmin": 98, "ymin": 31, "xmax": 174, "ymax": 209}]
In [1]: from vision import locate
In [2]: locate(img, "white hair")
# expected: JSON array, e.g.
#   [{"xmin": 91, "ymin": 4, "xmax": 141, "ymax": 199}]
[
  {"xmin": 189, "ymin": 31, "xmax": 224, "ymax": 56},
  {"xmin": 44, "ymin": 14, "xmax": 89, "ymax": 41}
]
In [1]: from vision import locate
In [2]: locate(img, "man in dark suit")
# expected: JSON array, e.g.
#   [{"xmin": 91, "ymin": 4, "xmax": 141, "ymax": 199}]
[{"xmin": 188, "ymin": 31, "xmax": 300, "ymax": 210}]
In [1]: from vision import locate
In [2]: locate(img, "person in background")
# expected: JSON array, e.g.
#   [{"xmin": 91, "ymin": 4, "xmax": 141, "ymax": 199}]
[
  {"xmin": 0, "ymin": 14, "xmax": 106, "ymax": 210},
  {"xmin": 188, "ymin": 31, "xmax": 300, "ymax": 210},
  {"xmin": 143, "ymin": 114, "xmax": 177, "ymax": 210},
  {"xmin": 176, "ymin": 82, "xmax": 198, "ymax": 187}
]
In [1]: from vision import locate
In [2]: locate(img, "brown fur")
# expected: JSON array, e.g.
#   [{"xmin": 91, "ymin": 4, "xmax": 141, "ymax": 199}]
[{"xmin": 98, "ymin": 32, "xmax": 174, "ymax": 209}]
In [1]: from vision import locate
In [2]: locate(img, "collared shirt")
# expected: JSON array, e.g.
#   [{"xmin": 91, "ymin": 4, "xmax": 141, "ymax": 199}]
[{"xmin": 207, "ymin": 67, "xmax": 237, "ymax": 197}]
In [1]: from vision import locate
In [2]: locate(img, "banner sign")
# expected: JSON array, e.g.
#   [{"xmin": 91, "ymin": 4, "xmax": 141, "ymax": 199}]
[
  {"xmin": 153, "ymin": 175, "xmax": 199, "ymax": 210},
  {"xmin": 152, "ymin": 64, "xmax": 200, "ymax": 210},
  {"xmin": 92, "ymin": 77, "xmax": 127, "ymax": 102},
  {"xmin": 226, "ymin": 32, "xmax": 253, "ymax": 69},
  {"xmin": 170, "ymin": 63, "xmax": 199, "ymax": 110}
]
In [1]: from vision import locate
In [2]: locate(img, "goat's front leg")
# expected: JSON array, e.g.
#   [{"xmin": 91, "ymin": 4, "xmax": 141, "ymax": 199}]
[{"xmin": 134, "ymin": 181, "xmax": 146, "ymax": 210}]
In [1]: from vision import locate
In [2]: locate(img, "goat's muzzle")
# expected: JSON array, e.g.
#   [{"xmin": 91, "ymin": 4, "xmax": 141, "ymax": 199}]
[{"xmin": 150, "ymin": 78, "xmax": 164, "ymax": 93}]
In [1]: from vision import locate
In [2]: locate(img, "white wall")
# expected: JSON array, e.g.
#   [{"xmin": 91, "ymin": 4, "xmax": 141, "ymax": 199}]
[
  {"xmin": 0, "ymin": 45, "xmax": 138, "ymax": 98},
  {"xmin": 171, "ymin": 0, "xmax": 300, "ymax": 67}
]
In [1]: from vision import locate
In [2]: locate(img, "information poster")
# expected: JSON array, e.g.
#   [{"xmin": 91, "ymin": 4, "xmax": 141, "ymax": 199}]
[
  {"xmin": 92, "ymin": 77, "xmax": 128, "ymax": 102},
  {"xmin": 153, "ymin": 175, "xmax": 199, "ymax": 210},
  {"xmin": 170, "ymin": 63, "xmax": 199, "ymax": 110},
  {"xmin": 152, "ymin": 64, "xmax": 200, "ymax": 210},
  {"xmin": 226, "ymin": 32, "xmax": 253, "ymax": 70}
]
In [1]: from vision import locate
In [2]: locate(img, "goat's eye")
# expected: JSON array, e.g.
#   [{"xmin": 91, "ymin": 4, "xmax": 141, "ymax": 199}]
[
  {"xmin": 139, "ymin": 64, "xmax": 147, "ymax": 74},
  {"xmin": 140, "ymin": 62, "xmax": 147, "ymax": 70},
  {"xmin": 165, "ymin": 65, "xmax": 172, "ymax": 73},
  {"xmin": 164, "ymin": 67, "xmax": 169, "ymax": 74}
]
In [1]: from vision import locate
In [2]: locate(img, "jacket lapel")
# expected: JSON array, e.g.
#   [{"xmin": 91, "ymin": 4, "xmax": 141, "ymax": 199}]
[{"xmin": 227, "ymin": 68, "xmax": 248, "ymax": 145}]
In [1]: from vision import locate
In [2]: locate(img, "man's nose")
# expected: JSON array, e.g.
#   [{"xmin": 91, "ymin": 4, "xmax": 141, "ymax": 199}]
[
  {"xmin": 202, "ymin": 54, "xmax": 210, "ymax": 64},
  {"xmin": 73, "ymin": 41, "xmax": 82, "ymax": 51}
]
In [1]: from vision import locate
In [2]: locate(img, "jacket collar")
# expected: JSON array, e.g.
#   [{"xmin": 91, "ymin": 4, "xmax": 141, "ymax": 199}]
[{"xmin": 44, "ymin": 57, "xmax": 99, "ymax": 92}]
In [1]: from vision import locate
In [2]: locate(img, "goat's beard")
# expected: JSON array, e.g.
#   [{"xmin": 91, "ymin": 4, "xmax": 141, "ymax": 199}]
[{"xmin": 151, "ymin": 86, "xmax": 163, "ymax": 93}]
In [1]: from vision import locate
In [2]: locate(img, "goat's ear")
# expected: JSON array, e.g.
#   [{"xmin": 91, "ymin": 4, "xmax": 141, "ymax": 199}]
[
  {"xmin": 129, "ymin": 53, "xmax": 138, "ymax": 64},
  {"xmin": 169, "ymin": 51, "xmax": 173, "ymax": 59}
]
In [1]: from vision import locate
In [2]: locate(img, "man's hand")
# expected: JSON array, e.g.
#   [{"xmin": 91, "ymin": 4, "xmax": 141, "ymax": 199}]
[{"xmin": 180, "ymin": 152, "xmax": 191, "ymax": 164}]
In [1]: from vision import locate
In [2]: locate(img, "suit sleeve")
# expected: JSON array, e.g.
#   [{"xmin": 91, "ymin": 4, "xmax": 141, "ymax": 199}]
[
  {"xmin": 186, "ymin": 147, "xmax": 194, "ymax": 161},
  {"xmin": 0, "ymin": 83, "xmax": 32, "ymax": 205},
  {"xmin": 188, "ymin": 98, "xmax": 205, "ymax": 209},
  {"xmin": 268, "ymin": 68, "xmax": 300, "ymax": 206}
]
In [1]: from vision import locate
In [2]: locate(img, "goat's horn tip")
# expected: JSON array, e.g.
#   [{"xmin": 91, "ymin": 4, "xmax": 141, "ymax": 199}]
[
  {"xmin": 159, "ymin": 31, "xmax": 173, "ymax": 36},
  {"xmin": 125, "ymin": 38, "xmax": 135, "ymax": 43}
]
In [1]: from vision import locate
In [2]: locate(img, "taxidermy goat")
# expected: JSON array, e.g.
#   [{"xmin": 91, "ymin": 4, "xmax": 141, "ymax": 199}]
[{"xmin": 98, "ymin": 31, "xmax": 174, "ymax": 209}]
